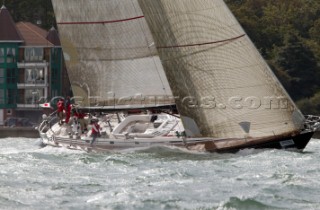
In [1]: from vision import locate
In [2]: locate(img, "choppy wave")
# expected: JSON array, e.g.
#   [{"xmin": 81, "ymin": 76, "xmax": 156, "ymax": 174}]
[{"xmin": 0, "ymin": 138, "xmax": 319, "ymax": 210}]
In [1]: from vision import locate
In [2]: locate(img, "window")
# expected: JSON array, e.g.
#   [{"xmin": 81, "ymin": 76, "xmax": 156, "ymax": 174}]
[
  {"xmin": 51, "ymin": 48, "xmax": 61, "ymax": 63},
  {"xmin": 24, "ymin": 48, "xmax": 44, "ymax": 62},
  {"xmin": 7, "ymin": 89, "xmax": 17, "ymax": 105},
  {"xmin": 51, "ymin": 67, "xmax": 59, "ymax": 84},
  {"xmin": 25, "ymin": 68, "xmax": 44, "ymax": 84},
  {"xmin": 6, "ymin": 69, "xmax": 17, "ymax": 84},
  {"xmin": 6, "ymin": 48, "xmax": 16, "ymax": 63},
  {"xmin": 25, "ymin": 89, "xmax": 44, "ymax": 104},
  {"xmin": 51, "ymin": 89, "xmax": 58, "ymax": 97},
  {"xmin": 0, "ymin": 48, "xmax": 4, "ymax": 63},
  {"xmin": 0, "ymin": 68, "xmax": 4, "ymax": 84},
  {"xmin": 0, "ymin": 89, "xmax": 4, "ymax": 104}
]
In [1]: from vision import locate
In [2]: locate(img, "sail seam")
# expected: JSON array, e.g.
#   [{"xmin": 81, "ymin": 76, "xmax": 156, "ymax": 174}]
[
  {"xmin": 57, "ymin": 16, "xmax": 145, "ymax": 25},
  {"xmin": 157, "ymin": 34, "xmax": 245, "ymax": 49}
]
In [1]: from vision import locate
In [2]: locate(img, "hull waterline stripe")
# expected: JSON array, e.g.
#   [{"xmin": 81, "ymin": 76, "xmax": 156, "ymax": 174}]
[
  {"xmin": 57, "ymin": 16, "xmax": 145, "ymax": 25},
  {"xmin": 157, "ymin": 34, "xmax": 246, "ymax": 49}
]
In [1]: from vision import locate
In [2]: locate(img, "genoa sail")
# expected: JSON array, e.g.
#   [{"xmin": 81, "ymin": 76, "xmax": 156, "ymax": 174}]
[
  {"xmin": 137, "ymin": 0, "xmax": 305, "ymax": 138},
  {"xmin": 51, "ymin": 0, "xmax": 173, "ymax": 108}
]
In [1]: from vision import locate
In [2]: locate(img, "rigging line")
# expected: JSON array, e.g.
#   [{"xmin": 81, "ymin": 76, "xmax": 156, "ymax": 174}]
[
  {"xmin": 66, "ymin": 45, "xmax": 158, "ymax": 51},
  {"xmin": 130, "ymin": 0, "xmax": 170, "ymax": 96},
  {"xmin": 157, "ymin": 34, "xmax": 245, "ymax": 49},
  {"xmin": 57, "ymin": 15, "xmax": 144, "ymax": 25}
]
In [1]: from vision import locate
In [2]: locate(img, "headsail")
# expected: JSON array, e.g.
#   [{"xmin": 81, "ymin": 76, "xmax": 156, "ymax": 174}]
[
  {"xmin": 51, "ymin": 0, "xmax": 173, "ymax": 108},
  {"xmin": 138, "ymin": 0, "xmax": 305, "ymax": 138}
]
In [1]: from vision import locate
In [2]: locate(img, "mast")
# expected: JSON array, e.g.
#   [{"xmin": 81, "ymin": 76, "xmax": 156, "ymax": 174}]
[
  {"xmin": 138, "ymin": 0, "xmax": 305, "ymax": 138},
  {"xmin": 51, "ymin": 0, "xmax": 173, "ymax": 108}
]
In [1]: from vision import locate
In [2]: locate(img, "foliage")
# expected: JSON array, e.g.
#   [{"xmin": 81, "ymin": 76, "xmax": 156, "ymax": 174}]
[
  {"xmin": 4, "ymin": 0, "xmax": 55, "ymax": 30},
  {"xmin": 273, "ymin": 32, "xmax": 319, "ymax": 100},
  {"xmin": 226, "ymin": 0, "xmax": 320, "ymax": 112},
  {"xmin": 297, "ymin": 92, "xmax": 320, "ymax": 115}
]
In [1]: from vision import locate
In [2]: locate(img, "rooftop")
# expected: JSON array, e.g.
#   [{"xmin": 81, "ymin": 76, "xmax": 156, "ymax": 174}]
[
  {"xmin": 46, "ymin": 27, "xmax": 61, "ymax": 46},
  {"xmin": 16, "ymin": 22, "xmax": 54, "ymax": 46},
  {"xmin": 0, "ymin": 5, "xmax": 23, "ymax": 42}
]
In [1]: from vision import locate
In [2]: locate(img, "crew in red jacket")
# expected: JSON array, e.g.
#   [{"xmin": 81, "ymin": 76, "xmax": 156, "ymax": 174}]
[
  {"xmin": 90, "ymin": 119, "xmax": 100, "ymax": 146},
  {"xmin": 65, "ymin": 105, "xmax": 71, "ymax": 123},
  {"xmin": 57, "ymin": 99, "xmax": 64, "ymax": 125}
]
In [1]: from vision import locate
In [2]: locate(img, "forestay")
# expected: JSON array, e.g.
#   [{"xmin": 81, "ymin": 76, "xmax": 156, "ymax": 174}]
[
  {"xmin": 51, "ymin": 0, "xmax": 173, "ymax": 107},
  {"xmin": 138, "ymin": 0, "xmax": 305, "ymax": 138}
]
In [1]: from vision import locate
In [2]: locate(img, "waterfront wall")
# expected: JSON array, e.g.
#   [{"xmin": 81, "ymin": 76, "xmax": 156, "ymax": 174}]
[{"xmin": 0, "ymin": 127, "xmax": 39, "ymax": 138}]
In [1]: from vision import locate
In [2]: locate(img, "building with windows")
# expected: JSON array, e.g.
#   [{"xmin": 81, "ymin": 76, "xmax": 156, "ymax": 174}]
[{"xmin": 0, "ymin": 5, "xmax": 70, "ymax": 126}]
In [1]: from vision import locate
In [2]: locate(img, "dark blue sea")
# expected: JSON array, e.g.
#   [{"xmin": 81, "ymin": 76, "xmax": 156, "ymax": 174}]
[{"xmin": 0, "ymin": 137, "xmax": 320, "ymax": 210}]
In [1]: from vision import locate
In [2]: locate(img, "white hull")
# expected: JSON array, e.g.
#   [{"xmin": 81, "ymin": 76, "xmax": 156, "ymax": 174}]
[
  {"xmin": 40, "ymin": 132, "xmax": 215, "ymax": 152},
  {"xmin": 38, "ymin": 113, "xmax": 212, "ymax": 152},
  {"xmin": 38, "ymin": 112, "xmax": 318, "ymax": 153}
]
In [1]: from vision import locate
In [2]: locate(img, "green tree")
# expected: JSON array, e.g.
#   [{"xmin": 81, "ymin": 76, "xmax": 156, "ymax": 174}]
[
  {"xmin": 4, "ymin": 0, "xmax": 55, "ymax": 30},
  {"xmin": 273, "ymin": 32, "xmax": 319, "ymax": 100},
  {"xmin": 227, "ymin": 0, "xmax": 320, "ymax": 112}
]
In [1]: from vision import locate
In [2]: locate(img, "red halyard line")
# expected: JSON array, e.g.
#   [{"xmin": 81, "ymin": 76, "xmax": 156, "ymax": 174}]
[
  {"xmin": 157, "ymin": 34, "xmax": 246, "ymax": 49},
  {"xmin": 57, "ymin": 15, "xmax": 145, "ymax": 25}
]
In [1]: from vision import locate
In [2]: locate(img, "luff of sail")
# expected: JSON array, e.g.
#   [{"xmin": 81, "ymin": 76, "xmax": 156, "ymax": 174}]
[
  {"xmin": 51, "ymin": 0, "xmax": 173, "ymax": 107},
  {"xmin": 138, "ymin": 0, "xmax": 305, "ymax": 138}
]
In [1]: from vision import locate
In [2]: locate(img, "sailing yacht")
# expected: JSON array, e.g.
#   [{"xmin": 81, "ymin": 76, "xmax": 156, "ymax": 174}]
[{"xmin": 38, "ymin": 0, "xmax": 320, "ymax": 152}]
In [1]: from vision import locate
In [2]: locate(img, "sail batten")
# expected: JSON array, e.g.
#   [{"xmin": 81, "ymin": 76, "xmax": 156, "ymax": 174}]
[
  {"xmin": 138, "ymin": 0, "xmax": 305, "ymax": 138},
  {"xmin": 57, "ymin": 16, "xmax": 145, "ymax": 25},
  {"xmin": 157, "ymin": 34, "xmax": 245, "ymax": 49}
]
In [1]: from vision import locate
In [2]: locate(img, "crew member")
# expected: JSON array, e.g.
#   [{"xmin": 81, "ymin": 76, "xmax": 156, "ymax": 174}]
[
  {"xmin": 65, "ymin": 96, "xmax": 72, "ymax": 124},
  {"xmin": 57, "ymin": 98, "xmax": 64, "ymax": 125},
  {"xmin": 90, "ymin": 118, "xmax": 100, "ymax": 146},
  {"xmin": 74, "ymin": 108, "xmax": 88, "ymax": 133}
]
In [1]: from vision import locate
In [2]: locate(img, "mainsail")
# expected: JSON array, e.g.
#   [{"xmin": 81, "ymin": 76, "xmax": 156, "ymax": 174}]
[
  {"xmin": 138, "ymin": 0, "xmax": 305, "ymax": 138},
  {"xmin": 51, "ymin": 0, "xmax": 173, "ymax": 107}
]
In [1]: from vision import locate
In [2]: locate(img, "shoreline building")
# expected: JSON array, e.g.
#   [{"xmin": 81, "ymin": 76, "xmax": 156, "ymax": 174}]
[{"xmin": 0, "ymin": 5, "xmax": 70, "ymax": 126}]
